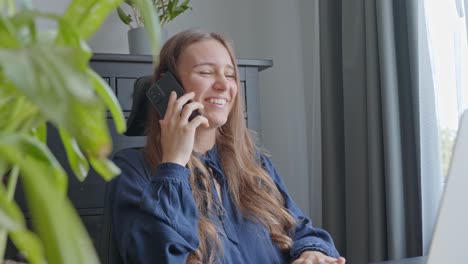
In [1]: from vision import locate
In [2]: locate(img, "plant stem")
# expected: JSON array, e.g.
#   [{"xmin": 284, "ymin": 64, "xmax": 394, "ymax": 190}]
[
  {"xmin": 0, "ymin": 229, "xmax": 7, "ymax": 262},
  {"xmin": 132, "ymin": 6, "xmax": 142, "ymax": 27},
  {"xmin": 0, "ymin": 166, "xmax": 20, "ymax": 261},
  {"xmin": 7, "ymin": 166, "xmax": 19, "ymax": 200}
]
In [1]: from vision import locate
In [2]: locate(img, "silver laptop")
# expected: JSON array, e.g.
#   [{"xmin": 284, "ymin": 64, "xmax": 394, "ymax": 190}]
[{"xmin": 427, "ymin": 109, "xmax": 468, "ymax": 263}]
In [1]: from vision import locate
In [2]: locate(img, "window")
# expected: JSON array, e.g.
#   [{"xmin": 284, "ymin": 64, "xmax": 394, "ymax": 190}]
[{"xmin": 424, "ymin": 0, "xmax": 468, "ymax": 176}]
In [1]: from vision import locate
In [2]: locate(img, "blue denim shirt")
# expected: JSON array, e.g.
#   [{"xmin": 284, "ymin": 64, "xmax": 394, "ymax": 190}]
[{"xmin": 112, "ymin": 146, "xmax": 340, "ymax": 263}]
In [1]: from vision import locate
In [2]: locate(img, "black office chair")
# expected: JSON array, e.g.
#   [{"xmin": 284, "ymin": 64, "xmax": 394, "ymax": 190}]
[{"xmin": 124, "ymin": 75, "xmax": 153, "ymax": 137}]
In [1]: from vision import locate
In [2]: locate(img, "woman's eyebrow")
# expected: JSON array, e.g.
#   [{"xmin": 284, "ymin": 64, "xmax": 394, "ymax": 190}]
[{"xmin": 192, "ymin": 62, "xmax": 235, "ymax": 69}]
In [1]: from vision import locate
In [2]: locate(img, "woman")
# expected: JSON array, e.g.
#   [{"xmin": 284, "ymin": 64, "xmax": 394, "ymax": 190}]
[{"xmin": 112, "ymin": 28, "xmax": 346, "ymax": 264}]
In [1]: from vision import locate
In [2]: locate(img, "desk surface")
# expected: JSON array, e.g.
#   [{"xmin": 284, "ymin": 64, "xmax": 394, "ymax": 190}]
[{"xmin": 370, "ymin": 256, "xmax": 427, "ymax": 264}]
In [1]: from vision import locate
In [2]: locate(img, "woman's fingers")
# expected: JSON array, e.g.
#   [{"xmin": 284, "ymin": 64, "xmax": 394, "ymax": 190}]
[
  {"xmin": 170, "ymin": 92, "xmax": 195, "ymax": 117},
  {"xmin": 164, "ymin": 91, "xmax": 199, "ymax": 123},
  {"xmin": 291, "ymin": 253, "xmax": 346, "ymax": 264},
  {"xmin": 336, "ymin": 257, "xmax": 346, "ymax": 264},
  {"xmin": 187, "ymin": 115, "xmax": 209, "ymax": 130},
  {"xmin": 180, "ymin": 101, "xmax": 204, "ymax": 123},
  {"xmin": 163, "ymin": 91, "xmax": 177, "ymax": 119}
]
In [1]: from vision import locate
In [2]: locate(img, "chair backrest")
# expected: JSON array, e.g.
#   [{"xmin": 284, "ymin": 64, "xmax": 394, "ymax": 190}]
[{"xmin": 125, "ymin": 75, "xmax": 153, "ymax": 137}]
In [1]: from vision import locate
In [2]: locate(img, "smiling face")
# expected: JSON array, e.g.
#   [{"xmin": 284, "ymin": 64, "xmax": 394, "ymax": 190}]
[{"xmin": 176, "ymin": 39, "xmax": 238, "ymax": 128}]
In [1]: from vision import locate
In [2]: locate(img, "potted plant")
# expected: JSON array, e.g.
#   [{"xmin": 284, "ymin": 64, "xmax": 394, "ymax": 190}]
[
  {"xmin": 117, "ymin": 0, "xmax": 192, "ymax": 54},
  {"xmin": 0, "ymin": 0, "xmax": 160, "ymax": 263}
]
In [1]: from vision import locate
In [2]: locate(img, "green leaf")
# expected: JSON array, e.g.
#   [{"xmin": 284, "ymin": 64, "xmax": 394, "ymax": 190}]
[
  {"xmin": 0, "ymin": 15, "xmax": 20, "ymax": 48},
  {"xmin": 87, "ymin": 69, "xmax": 126, "ymax": 133},
  {"xmin": 65, "ymin": 0, "xmax": 123, "ymax": 40},
  {"xmin": 171, "ymin": 0, "xmax": 191, "ymax": 20},
  {"xmin": 0, "ymin": 177, "xmax": 46, "ymax": 264},
  {"xmin": 0, "ymin": 134, "xmax": 68, "ymax": 196},
  {"xmin": 32, "ymin": 123, "xmax": 47, "ymax": 144},
  {"xmin": 0, "ymin": 84, "xmax": 21, "ymax": 131},
  {"xmin": 20, "ymin": 157, "xmax": 99, "ymax": 264},
  {"xmin": 0, "ymin": 96, "xmax": 41, "ymax": 133},
  {"xmin": 117, "ymin": 6, "xmax": 133, "ymax": 25},
  {"xmin": 63, "ymin": 0, "xmax": 95, "ymax": 27},
  {"xmin": 167, "ymin": 0, "xmax": 176, "ymax": 13},
  {"xmin": 132, "ymin": 0, "xmax": 161, "ymax": 60},
  {"xmin": 10, "ymin": 229, "xmax": 46, "ymax": 264},
  {"xmin": 58, "ymin": 128, "xmax": 89, "ymax": 182},
  {"xmin": 0, "ymin": 46, "xmax": 112, "ymax": 159},
  {"xmin": 0, "ymin": 185, "xmax": 24, "ymax": 231},
  {"xmin": 0, "ymin": 134, "xmax": 98, "ymax": 263},
  {"xmin": 9, "ymin": 9, "xmax": 39, "ymax": 45},
  {"xmin": 0, "ymin": 160, "xmax": 8, "ymax": 179},
  {"xmin": 55, "ymin": 14, "xmax": 92, "ymax": 53},
  {"xmin": 89, "ymin": 157, "xmax": 121, "ymax": 181},
  {"xmin": 181, "ymin": 0, "xmax": 191, "ymax": 7}
]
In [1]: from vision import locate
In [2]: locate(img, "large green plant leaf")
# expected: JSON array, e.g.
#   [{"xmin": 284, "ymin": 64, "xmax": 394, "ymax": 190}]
[
  {"xmin": 0, "ymin": 83, "xmax": 20, "ymax": 132},
  {"xmin": 0, "ymin": 0, "xmax": 162, "ymax": 262},
  {"xmin": 58, "ymin": 128, "xmax": 89, "ymax": 182},
  {"xmin": 0, "ymin": 134, "xmax": 67, "ymax": 196},
  {"xmin": 21, "ymin": 173, "xmax": 99, "ymax": 264},
  {"xmin": 0, "ymin": 134, "xmax": 98, "ymax": 263},
  {"xmin": 132, "ymin": 0, "xmax": 161, "ymax": 59},
  {"xmin": 10, "ymin": 230, "xmax": 46, "ymax": 264},
  {"xmin": 0, "ymin": 181, "xmax": 45, "ymax": 264},
  {"xmin": 0, "ymin": 185, "xmax": 23, "ymax": 231},
  {"xmin": 32, "ymin": 123, "xmax": 47, "ymax": 144},
  {"xmin": 87, "ymin": 69, "xmax": 126, "ymax": 133},
  {"xmin": 1, "ymin": 96, "xmax": 41, "ymax": 133},
  {"xmin": 89, "ymin": 157, "xmax": 120, "ymax": 181},
  {"xmin": 64, "ymin": 0, "xmax": 123, "ymax": 40},
  {"xmin": 0, "ymin": 15, "xmax": 20, "ymax": 48},
  {"xmin": 0, "ymin": 46, "xmax": 112, "ymax": 159}
]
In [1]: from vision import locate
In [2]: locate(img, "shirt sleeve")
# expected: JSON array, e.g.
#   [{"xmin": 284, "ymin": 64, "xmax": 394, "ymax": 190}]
[
  {"xmin": 112, "ymin": 151, "xmax": 199, "ymax": 264},
  {"xmin": 260, "ymin": 154, "xmax": 341, "ymax": 259}
]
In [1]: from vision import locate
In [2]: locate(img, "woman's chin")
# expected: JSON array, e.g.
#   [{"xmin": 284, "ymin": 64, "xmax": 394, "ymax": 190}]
[{"xmin": 206, "ymin": 116, "xmax": 228, "ymax": 128}]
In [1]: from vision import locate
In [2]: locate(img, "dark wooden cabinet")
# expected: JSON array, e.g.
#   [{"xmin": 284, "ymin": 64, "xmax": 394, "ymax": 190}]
[{"xmin": 8, "ymin": 53, "xmax": 272, "ymax": 262}]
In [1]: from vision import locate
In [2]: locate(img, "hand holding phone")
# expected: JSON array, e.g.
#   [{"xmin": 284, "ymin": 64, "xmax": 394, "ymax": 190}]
[
  {"xmin": 146, "ymin": 71, "xmax": 201, "ymax": 121},
  {"xmin": 148, "ymin": 72, "xmax": 207, "ymax": 166}
]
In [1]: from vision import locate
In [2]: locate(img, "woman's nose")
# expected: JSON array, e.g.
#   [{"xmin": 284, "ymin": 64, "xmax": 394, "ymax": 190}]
[{"xmin": 213, "ymin": 74, "xmax": 229, "ymax": 90}]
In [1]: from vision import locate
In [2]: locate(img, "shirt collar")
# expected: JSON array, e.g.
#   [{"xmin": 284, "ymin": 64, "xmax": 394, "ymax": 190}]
[{"xmin": 194, "ymin": 145, "xmax": 224, "ymax": 181}]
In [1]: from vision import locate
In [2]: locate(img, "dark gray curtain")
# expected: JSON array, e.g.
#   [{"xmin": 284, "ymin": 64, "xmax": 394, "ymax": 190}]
[{"xmin": 319, "ymin": 0, "xmax": 422, "ymax": 263}]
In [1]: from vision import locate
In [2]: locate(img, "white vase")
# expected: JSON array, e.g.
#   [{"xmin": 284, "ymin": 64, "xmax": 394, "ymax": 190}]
[{"xmin": 128, "ymin": 27, "xmax": 168, "ymax": 55}]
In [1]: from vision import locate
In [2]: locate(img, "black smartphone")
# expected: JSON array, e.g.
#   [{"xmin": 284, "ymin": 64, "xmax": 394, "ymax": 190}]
[{"xmin": 146, "ymin": 71, "xmax": 200, "ymax": 121}]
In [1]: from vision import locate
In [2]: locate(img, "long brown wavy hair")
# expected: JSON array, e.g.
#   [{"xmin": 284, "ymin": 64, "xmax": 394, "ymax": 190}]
[{"xmin": 144, "ymin": 28, "xmax": 297, "ymax": 263}]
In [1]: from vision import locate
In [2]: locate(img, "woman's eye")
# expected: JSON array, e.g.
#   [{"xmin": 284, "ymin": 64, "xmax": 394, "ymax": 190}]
[
  {"xmin": 225, "ymin": 74, "xmax": 235, "ymax": 79},
  {"xmin": 199, "ymin": 71, "xmax": 212, "ymax": 75}
]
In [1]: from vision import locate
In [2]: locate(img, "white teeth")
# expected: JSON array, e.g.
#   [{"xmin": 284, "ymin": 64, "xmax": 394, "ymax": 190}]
[{"xmin": 208, "ymin": 98, "xmax": 227, "ymax": 105}]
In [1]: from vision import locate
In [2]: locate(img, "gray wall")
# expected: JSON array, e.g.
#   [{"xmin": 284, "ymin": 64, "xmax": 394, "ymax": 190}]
[{"xmin": 39, "ymin": 0, "xmax": 321, "ymax": 222}]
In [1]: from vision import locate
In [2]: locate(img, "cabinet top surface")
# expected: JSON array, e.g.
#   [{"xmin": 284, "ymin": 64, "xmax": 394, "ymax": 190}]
[{"xmin": 91, "ymin": 53, "xmax": 273, "ymax": 71}]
